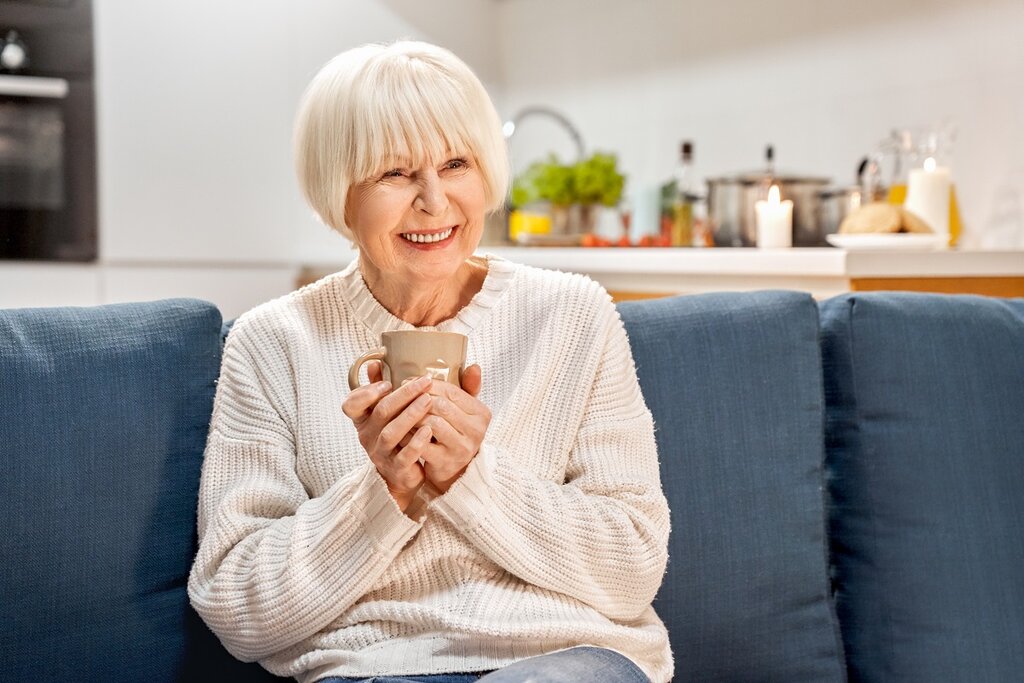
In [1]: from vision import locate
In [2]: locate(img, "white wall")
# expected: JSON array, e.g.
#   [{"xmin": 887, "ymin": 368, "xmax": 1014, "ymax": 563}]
[
  {"xmin": 496, "ymin": 0, "xmax": 1024, "ymax": 243},
  {"xmin": 94, "ymin": 0, "xmax": 501, "ymax": 268}
]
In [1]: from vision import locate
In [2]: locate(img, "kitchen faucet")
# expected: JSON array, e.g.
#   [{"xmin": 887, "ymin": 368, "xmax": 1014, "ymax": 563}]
[{"xmin": 502, "ymin": 106, "xmax": 586, "ymax": 161}]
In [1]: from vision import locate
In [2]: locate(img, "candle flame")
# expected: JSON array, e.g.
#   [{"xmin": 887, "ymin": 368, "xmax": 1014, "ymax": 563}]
[
  {"xmin": 768, "ymin": 184, "xmax": 781, "ymax": 205},
  {"xmin": 924, "ymin": 157, "xmax": 937, "ymax": 173}
]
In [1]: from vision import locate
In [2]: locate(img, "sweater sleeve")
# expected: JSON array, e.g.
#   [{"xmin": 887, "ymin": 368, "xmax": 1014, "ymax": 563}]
[
  {"xmin": 187, "ymin": 329, "xmax": 423, "ymax": 662},
  {"xmin": 429, "ymin": 305, "xmax": 671, "ymax": 622}
]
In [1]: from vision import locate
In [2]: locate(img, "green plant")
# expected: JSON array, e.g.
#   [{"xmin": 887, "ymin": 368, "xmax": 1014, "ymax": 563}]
[
  {"xmin": 511, "ymin": 154, "xmax": 574, "ymax": 208},
  {"xmin": 573, "ymin": 152, "xmax": 625, "ymax": 207},
  {"xmin": 510, "ymin": 152, "xmax": 625, "ymax": 209}
]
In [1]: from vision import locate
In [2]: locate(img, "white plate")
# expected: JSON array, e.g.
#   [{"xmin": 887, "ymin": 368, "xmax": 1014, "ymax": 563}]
[{"xmin": 826, "ymin": 233, "xmax": 948, "ymax": 251}]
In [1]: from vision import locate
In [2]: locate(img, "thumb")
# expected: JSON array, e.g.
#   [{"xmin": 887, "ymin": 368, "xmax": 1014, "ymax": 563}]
[{"xmin": 461, "ymin": 364, "xmax": 482, "ymax": 397}]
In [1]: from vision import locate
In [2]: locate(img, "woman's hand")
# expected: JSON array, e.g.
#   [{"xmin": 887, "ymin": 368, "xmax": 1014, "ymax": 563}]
[
  {"xmin": 419, "ymin": 364, "xmax": 491, "ymax": 493},
  {"xmin": 341, "ymin": 361, "xmax": 433, "ymax": 511}
]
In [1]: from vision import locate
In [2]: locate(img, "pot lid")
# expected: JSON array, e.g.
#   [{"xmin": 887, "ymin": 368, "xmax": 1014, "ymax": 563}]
[
  {"xmin": 817, "ymin": 185, "xmax": 862, "ymax": 198},
  {"xmin": 706, "ymin": 170, "xmax": 831, "ymax": 185}
]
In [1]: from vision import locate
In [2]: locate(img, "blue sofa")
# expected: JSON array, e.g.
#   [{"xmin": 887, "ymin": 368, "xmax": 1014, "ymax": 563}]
[{"xmin": 2, "ymin": 290, "xmax": 1022, "ymax": 682}]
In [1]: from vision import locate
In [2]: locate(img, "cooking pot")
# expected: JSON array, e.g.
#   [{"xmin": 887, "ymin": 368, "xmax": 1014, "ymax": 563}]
[
  {"xmin": 817, "ymin": 186, "xmax": 864, "ymax": 241},
  {"xmin": 706, "ymin": 171, "xmax": 830, "ymax": 247}
]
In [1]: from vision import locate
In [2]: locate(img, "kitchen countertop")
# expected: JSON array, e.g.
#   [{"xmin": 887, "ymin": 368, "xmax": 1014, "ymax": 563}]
[
  {"xmin": 298, "ymin": 246, "xmax": 1024, "ymax": 299},
  {"xmin": 9, "ymin": 248, "xmax": 1017, "ymax": 313},
  {"xmin": 474, "ymin": 247, "xmax": 1024, "ymax": 277}
]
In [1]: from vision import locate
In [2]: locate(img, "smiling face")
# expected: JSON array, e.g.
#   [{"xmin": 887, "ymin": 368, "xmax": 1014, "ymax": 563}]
[
  {"xmin": 345, "ymin": 152, "xmax": 488, "ymax": 289},
  {"xmin": 294, "ymin": 42, "xmax": 510, "ymax": 257}
]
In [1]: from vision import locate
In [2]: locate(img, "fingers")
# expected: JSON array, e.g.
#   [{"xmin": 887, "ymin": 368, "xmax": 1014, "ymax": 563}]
[
  {"xmin": 376, "ymin": 374, "xmax": 431, "ymax": 415},
  {"xmin": 428, "ymin": 378, "xmax": 490, "ymax": 419},
  {"xmin": 422, "ymin": 412, "xmax": 470, "ymax": 450},
  {"xmin": 394, "ymin": 425, "xmax": 432, "ymax": 467},
  {"xmin": 375, "ymin": 392, "xmax": 432, "ymax": 455},
  {"xmin": 425, "ymin": 395, "xmax": 470, "ymax": 438},
  {"xmin": 368, "ymin": 374, "xmax": 431, "ymax": 428},
  {"xmin": 342, "ymin": 380, "xmax": 391, "ymax": 423},
  {"xmin": 419, "ymin": 419, "xmax": 474, "ymax": 493},
  {"xmin": 461, "ymin": 364, "xmax": 482, "ymax": 397}
]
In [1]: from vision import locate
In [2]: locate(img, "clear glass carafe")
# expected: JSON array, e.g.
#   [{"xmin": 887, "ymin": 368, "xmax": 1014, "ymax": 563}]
[{"xmin": 878, "ymin": 124, "xmax": 963, "ymax": 246}]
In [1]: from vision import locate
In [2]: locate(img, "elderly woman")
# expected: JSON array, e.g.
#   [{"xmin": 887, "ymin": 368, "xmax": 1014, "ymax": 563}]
[{"xmin": 188, "ymin": 41, "xmax": 671, "ymax": 683}]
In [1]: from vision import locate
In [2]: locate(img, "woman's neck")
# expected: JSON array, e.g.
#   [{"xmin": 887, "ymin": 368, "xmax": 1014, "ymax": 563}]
[{"xmin": 360, "ymin": 257, "xmax": 487, "ymax": 327}]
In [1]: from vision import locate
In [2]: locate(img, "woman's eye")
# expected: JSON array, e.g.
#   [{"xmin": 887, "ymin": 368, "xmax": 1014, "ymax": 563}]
[
  {"xmin": 381, "ymin": 169, "xmax": 405, "ymax": 179},
  {"xmin": 445, "ymin": 158, "xmax": 468, "ymax": 170}
]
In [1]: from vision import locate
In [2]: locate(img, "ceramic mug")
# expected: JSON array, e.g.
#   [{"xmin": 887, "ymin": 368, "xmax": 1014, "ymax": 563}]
[{"xmin": 348, "ymin": 330, "xmax": 467, "ymax": 390}]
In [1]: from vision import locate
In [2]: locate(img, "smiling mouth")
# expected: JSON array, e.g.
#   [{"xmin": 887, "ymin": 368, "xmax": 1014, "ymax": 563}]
[{"xmin": 399, "ymin": 226, "xmax": 455, "ymax": 244}]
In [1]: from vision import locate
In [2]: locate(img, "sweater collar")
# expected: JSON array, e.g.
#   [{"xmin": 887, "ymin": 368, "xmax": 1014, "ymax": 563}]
[{"xmin": 336, "ymin": 253, "xmax": 516, "ymax": 338}]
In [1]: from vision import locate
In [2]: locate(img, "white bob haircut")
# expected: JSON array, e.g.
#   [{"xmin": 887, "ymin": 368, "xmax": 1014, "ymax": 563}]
[{"xmin": 293, "ymin": 40, "xmax": 510, "ymax": 240}]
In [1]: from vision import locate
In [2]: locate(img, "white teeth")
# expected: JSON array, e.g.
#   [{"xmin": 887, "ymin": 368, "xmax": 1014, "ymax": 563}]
[{"xmin": 401, "ymin": 227, "xmax": 453, "ymax": 243}]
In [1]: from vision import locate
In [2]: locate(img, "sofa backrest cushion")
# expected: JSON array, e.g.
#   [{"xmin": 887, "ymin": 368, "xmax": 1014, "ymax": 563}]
[
  {"xmin": 619, "ymin": 292, "xmax": 846, "ymax": 682},
  {"xmin": 820, "ymin": 293, "xmax": 1024, "ymax": 681},
  {"xmin": 0, "ymin": 300, "xmax": 279, "ymax": 681}
]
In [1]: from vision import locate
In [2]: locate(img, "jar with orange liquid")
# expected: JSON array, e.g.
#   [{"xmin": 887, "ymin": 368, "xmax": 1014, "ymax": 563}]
[{"xmin": 881, "ymin": 125, "xmax": 963, "ymax": 246}]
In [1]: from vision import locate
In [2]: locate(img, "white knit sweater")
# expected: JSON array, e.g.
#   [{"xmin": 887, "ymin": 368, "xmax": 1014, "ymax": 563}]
[{"xmin": 187, "ymin": 254, "xmax": 673, "ymax": 682}]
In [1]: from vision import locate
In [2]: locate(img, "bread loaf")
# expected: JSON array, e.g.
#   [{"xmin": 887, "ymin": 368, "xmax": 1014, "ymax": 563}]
[{"xmin": 839, "ymin": 202, "xmax": 934, "ymax": 234}]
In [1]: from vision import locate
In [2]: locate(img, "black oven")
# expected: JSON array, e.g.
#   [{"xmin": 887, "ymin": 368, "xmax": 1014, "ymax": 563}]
[{"xmin": 0, "ymin": 0, "xmax": 96, "ymax": 261}]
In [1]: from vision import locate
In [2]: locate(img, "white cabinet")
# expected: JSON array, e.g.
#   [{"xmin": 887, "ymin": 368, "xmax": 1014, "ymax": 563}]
[
  {"xmin": 101, "ymin": 264, "xmax": 299, "ymax": 321},
  {"xmin": 0, "ymin": 264, "xmax": 102, "ymax": 309},
  {"xmin": 0, "ymin": 262, "xmax": 299, "ymax": 320},
  {"xmin": 94, "ymin": 0, "xmax": 303, "ymax": 264}
]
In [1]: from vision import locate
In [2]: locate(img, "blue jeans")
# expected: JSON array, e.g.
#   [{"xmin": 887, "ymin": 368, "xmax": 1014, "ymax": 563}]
[{"xmin": 319, "ymin": 645, "xmax": 650, "ymax": 683}]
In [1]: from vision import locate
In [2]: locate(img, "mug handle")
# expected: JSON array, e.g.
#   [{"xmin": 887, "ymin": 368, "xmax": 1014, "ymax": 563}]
[{"xmin": 348, "ymin": 348, "xmax": 386, "ymax": 390}]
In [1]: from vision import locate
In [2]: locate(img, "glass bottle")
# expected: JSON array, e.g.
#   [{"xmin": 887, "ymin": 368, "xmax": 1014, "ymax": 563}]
[
  {"xmin": 884, "ymin": 126, "xmax": 963, "ymax": 246},
  {"xmin": 671, "ymin": 141, "xmax": 697, "ymax": 247}
]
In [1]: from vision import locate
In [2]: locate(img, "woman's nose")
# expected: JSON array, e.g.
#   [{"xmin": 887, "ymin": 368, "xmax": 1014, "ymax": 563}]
[{"xmin": 413, "ymin": 172, "xmax": 449, "ymax": 216}]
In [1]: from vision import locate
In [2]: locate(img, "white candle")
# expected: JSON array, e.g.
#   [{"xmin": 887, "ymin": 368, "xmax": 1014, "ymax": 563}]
[
  {"xmin": 755, "ymin": 184, "xmax": 793, "ymax": 248},
  {"xmin": 904, "ymin": 157, "xmax": 951, "ymax": 244}
]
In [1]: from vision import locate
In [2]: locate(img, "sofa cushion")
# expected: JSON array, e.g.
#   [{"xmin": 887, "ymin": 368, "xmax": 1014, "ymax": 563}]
[
  {"xmin": 619, "ymin": 292, "xmax": 845, "ymax": 682},
  {"xmin": 0, "ymin": 299, "xmax": 280, "ymax": 681},
  {"xmin": 820, "ymin": 293, "xmax": 1024, "ymax": 681}
]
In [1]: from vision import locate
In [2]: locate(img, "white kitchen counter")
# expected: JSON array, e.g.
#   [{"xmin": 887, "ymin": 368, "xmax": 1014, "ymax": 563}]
[
  {"xmin": 8, "ymin": 248, "xmax": 1020, "ymax": 314},
  {"xmin": 477, "ymin": 247, "xmax": 1023, "ymax": 277},
  {"xmin": 469, "ymin": 247, "xmax": 1024, "ymax": 299},
  {"xmin": 297, "ymin": 247, "xmax": 1024, "ymax": 299}
]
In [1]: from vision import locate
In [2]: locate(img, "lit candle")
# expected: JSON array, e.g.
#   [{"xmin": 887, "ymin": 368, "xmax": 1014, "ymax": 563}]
[
  {"xmin": 904, "ymin": 157, "xmax": 951, "ymax": 245},
  {"xmin": 755, "ymin": 184, "xmax": 793, "ymax": 248}
]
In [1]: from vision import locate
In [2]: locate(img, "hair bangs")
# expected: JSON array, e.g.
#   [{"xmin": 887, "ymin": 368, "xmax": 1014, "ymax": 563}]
[{"xmin": 354, "ymin": 59, "xmax": 477, "ymax": 181}]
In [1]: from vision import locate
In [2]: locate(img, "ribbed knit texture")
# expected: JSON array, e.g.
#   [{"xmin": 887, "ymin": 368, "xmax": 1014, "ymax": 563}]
[{"xmin": 187, "ymin": 254, "xmax": 673, "ymax": 683}]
